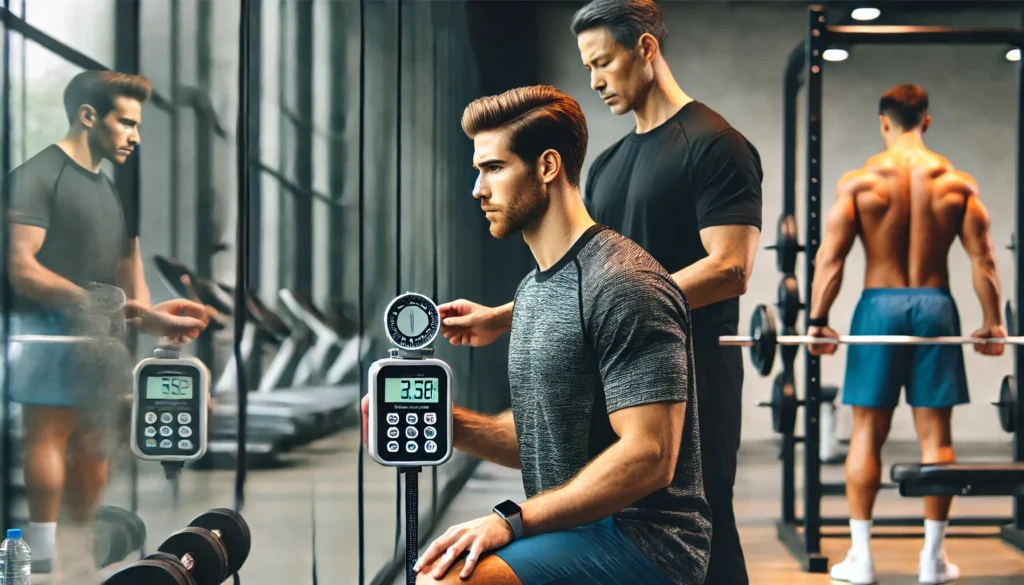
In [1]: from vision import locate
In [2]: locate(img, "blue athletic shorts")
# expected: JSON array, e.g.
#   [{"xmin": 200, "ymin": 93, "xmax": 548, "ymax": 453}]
[
  {"xmin": 6, "ymin": 311, "xmax": 129, "ymax": 410},
  {"xmin": 493, "ymin": 516, "xmax": 673, "ymax": 585},
  {"xmin": 841, "ymin": 288, "xmax": 969, "ymax": 409}
]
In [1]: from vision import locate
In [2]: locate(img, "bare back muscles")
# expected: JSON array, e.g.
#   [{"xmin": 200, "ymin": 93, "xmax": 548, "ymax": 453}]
[
  {"xmin": 810, "ymin": 146, "xmax": 1001, "ymax": 335},
  {"xmin": 851, "ymin": 148, "xmax": 976, "ymax": 289}
]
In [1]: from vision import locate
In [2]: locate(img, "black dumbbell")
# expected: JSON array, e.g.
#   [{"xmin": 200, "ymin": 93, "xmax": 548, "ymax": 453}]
[
  {"xmin": 94, "ymin": 505, "xmax": 146, "ymax": 568},
  {"xmin": 104, "ymin": 508, "xmax": 250, "ymax": 585}
]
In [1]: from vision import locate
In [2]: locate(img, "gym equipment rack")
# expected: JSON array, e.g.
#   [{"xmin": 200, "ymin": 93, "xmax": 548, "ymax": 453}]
[{"xmin": 778, "ymin": 5, "xmax": 1024, "ymax": 573}]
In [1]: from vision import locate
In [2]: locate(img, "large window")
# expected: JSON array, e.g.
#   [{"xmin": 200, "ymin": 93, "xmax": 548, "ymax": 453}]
[
  {"xmin": 138, "ymin": 0, "xmax": 173, "ymax": 97},
  {"xmin": 23, "ymin": 0, "xmax": 115, "ymax": 66},
  {"xmin": 9, "ymin": 38, "xmax": 85, "ymax": 167}
]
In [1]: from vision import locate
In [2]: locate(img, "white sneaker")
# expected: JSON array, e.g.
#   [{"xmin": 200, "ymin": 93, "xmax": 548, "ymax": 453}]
[
  {"xmin": 919, "ymin": 550, "xmax": 960, "ymax": 584},
  {"xmin": 830, "ymin": 550, "xmax": 876, "ymax": 584}
]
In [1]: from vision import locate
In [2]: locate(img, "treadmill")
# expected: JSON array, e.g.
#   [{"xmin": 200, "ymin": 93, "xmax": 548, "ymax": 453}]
[
  {"xmin": 236, "ymin": 294, "xmax": 357, "ymax": 438},
  {"xmin": 152, "ymin": 257, "xmax": 324, "ymax": 453},
  {"xmin": 276, "ymin": 290, "xmax": 363, "ymax": 421},
  {"xmin": 151, "ymin": 258, "xmax": 360, "ymax": 446}
]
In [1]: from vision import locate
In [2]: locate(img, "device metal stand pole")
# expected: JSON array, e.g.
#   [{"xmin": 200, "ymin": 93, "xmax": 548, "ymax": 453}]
[
  {"xmin": 391, "ymin": 347, "xmax": 434, "ymax": 583},
  {"xmin": 402, "ymin": 466, "xmax": 421, "ymax": 585}
]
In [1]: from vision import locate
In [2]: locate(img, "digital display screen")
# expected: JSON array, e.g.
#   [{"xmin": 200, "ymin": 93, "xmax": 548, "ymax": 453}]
[
  {"xmin": 385, "ymin": 378, "xmax": 439, "ymax": 403},
  {"xmin": 146, "ymin": 376, "xmax": 193, "ymax": 400}
]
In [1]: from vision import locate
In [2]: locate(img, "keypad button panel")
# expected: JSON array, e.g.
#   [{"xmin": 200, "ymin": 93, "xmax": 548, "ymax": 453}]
[
  {"xmin": 377, "ymin": 408, "xmax": 447, "ymax": 462},
  {"xmin": 139, "ymin": 408, "xmax": 201, "ymax": 454}
]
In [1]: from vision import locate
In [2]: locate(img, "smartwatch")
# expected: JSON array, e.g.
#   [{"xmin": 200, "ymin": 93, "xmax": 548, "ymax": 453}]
[{"xmin": 492, "ymin": 500, "xmax": 523, "ymax": 541}]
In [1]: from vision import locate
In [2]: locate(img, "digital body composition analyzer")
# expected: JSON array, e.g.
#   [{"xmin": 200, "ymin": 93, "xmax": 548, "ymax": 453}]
[
  {"xmin": 131, "ymin": 345, "xmax": 210, "ymax": 477},
  {"xmin": 368, "ymin": 292, "xmax": 454, "ymax": 583}
]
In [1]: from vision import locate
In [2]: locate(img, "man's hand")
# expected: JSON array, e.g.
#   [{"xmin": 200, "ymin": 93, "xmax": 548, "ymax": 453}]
[
  {"xmin": 970, "ymin": 323, "xmax": 1007, "ymax": 356},
  {"xmin": 807, "ymin": 325, "xmax": 840, "ymax": 356},
  {"xmin": 127, "ymin": 299, "xmax": 210, "ymax": 343},
  {"xmin": 438, "ymin": 300, "xmax": 509, "ymax": 347},
  {"xmin": 414, "ymin": 513, "xmax": 513, "ymax": 580}
]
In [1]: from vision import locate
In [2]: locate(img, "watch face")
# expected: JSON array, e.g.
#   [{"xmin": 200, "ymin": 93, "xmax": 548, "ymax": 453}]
[{"xmin": 494, "ymin": 500, "xmax": 520, "ymax": 517}]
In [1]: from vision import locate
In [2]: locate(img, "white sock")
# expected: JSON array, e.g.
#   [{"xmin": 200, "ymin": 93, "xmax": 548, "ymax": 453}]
[
  {"xmin": 850, "ymin": 519, "xmax": 873, "ymax": 559},
  {"xmin": 923, "ymin": 519, "xmax": 947, "ymax": 559},
  {"xmin": 28, "ymin": 522, "xmax": 56, "ymax": 559}
]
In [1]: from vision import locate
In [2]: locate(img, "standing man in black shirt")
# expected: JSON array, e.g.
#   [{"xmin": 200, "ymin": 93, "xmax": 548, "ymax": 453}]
[
  {"xmin": 439, "ymin": 2, "xmax": 762, "ymax": 583},
  {"xmin": 6, "ymin": 70, "xmax": 208, "ymax": 581}
]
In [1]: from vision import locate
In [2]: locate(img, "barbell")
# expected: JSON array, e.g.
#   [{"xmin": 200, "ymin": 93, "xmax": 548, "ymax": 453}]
[{"xmin": 721, "ymin": 304, "xmax": 1024, "ymax": 377}]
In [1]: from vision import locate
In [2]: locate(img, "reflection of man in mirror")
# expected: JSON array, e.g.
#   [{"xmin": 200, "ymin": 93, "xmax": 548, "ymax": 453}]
[{"xmin": 5, "ymin": 70, "xmax": 208, "ymax": 581}]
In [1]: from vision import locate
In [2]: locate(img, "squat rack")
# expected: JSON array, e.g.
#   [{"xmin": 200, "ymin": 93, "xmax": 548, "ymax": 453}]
[{"xmin": 781, "ymin": 5, "xmax": 1024, "ymax": 573}]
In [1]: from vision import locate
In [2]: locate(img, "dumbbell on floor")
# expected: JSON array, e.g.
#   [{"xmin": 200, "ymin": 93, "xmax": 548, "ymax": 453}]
[
  {"xmin": 104, "ymin": 508, "xmax": 250, "ymax": 585},
  {"xmin": 94, "ymin": 505, "xmax": 147, "ymax": 569}
]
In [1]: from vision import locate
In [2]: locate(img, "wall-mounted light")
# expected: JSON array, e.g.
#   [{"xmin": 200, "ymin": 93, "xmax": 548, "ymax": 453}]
[
  {"xmin": 851, "ymin": 7, "xmax": 881, "ymax": 21},
  {"xmin": 1007, "ymin": 48, "xmax": 1021, "ymax": 62},
  {"xmin": 823, "ymin": 48, "xmax": 850, "ymax": 62}
]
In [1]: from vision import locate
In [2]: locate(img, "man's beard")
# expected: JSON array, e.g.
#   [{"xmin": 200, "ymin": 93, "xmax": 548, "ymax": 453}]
[{"xmin": 489, "ymin": 181, "xmax": 547, "ymax": 239}]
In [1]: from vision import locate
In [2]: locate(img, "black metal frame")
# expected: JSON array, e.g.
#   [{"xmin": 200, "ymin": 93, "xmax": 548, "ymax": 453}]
[
  {"xmin": 0, "ymin": 0, "xmax": 13, "ymax": 539},
  {"xmin": 780, "ymin": 5, "xmax": 1024, "ymax": 573}
]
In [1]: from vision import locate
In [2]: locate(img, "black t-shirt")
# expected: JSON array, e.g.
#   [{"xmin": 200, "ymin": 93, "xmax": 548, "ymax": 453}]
[
  {"xmin": 584, "ymin": 101, "xmax": 763, "ymax": 341},
  {"xmin": 7, "ymin": 145, "xmax": 137, "ymax": 314}
]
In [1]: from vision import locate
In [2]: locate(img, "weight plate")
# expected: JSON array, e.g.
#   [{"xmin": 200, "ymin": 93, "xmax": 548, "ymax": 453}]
[
  {"xmin": 776, "ymin": 274, "xmax": 801, "ymax": 328},
  {"xmin": 159, "ymin": 528, "xmax": 228, "ymax": 585},
  {"xmin": 146, "ymin": 552, "xmax": 184, "ymax": 565},
  {"xmin": 103, "ymin": 559, "xmax": 191, "ymax": 585},
  {"xmin": 776, "ymin": 215, "xmax": 800, "ymax": 274},
  {"xmin": 190, "ymin": 508, "xmax": 251, "ymax": 576},
  {"xmin": 1006, "ymin": 300, "xmax": 1018, "ymax": 337},
  {"xmin": 998, "ymin": 374, "xmax": 1017, "ymax": 434},
  {"xmin": 751, "ymin": 304, "xmax": 778, "ymax": 377},
  {"xmin": 157, "ymin": 556, "xmax": 196, "ymax": 585},
  {"xmin": 772, "ymin": 370, "xmax": 798, "ymax": 435}
]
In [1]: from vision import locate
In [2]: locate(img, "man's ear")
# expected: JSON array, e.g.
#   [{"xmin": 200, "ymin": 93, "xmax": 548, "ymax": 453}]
[
  {"xmin": 78, "ymin": 105, "xmax": 98, "ymax": 129},
  {"xmin": 921, "ymin": 115, "xmax": 931, "ymax": 133},
  {"xmin": 538, "ymin": 150, "xmax": 561, "ymax": 185},
  {"xmin": 638, "ymin": 33, "xmax": 659, "ymax": 63}
]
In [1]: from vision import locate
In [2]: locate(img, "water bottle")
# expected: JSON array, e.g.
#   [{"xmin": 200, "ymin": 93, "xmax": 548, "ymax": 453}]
[{"xmin": 0, "ymin": 528, "xmax": 31, "ymax": 584}]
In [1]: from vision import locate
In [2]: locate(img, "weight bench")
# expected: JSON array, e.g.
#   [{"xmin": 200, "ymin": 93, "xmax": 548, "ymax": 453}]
[
  {"xmin": 891, "ymin": 462, "xmax": 1024, "ymax": 497},
  {"xmin": 891, "ymin": 462, "xmax": 1024, "ymax": 552}
]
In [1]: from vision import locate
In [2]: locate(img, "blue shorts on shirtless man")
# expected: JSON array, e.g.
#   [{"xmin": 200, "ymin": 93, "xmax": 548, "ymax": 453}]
[{"xmin": 842, "ymin": 287, "xmax": 969, "ymax": 409}]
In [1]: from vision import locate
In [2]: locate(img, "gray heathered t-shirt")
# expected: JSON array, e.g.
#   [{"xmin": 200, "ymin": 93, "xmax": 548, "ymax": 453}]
[
  {"xmin": 7, "ymin": 144, "xmax": 133, "ymax": 315},
  {"xmin": 508, "ymin": 224, "xmax": 712, "ymax": 585}
]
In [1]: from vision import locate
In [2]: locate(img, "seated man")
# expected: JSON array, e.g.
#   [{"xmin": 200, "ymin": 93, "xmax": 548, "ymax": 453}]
[
  {"xmin": 807, "ymin": 83, "xmax": 1005, "ymax": 585},
  {"xmin": 363, "ymin": 85, "xmax": 711, "ymax": 584}
]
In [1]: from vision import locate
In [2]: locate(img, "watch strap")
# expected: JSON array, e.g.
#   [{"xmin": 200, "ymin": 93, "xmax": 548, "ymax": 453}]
[
  {"xmin": 503, "ymin": 511, "xmax": 523, "ymax": 540},
  {"xmin": 493, "ymin": 501, "xmax": 524, "ymax": 540}
]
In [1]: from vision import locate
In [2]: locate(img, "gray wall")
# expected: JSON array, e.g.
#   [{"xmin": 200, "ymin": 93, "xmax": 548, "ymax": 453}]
[{"xmin": 537, "ymin": 2, "xmax": 1021, "ymax": 442}]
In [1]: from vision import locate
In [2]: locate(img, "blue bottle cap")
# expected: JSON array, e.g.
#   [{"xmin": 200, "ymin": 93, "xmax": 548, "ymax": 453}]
[{"xmin": 6, "ymin": 529, "xmax": 20, "ymax": 539}]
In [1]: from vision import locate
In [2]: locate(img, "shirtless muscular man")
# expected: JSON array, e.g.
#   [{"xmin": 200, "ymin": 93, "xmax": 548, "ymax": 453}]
[{"xmin": 807, "ymin": 84, "xmax": 1005, "ymax": 585}]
